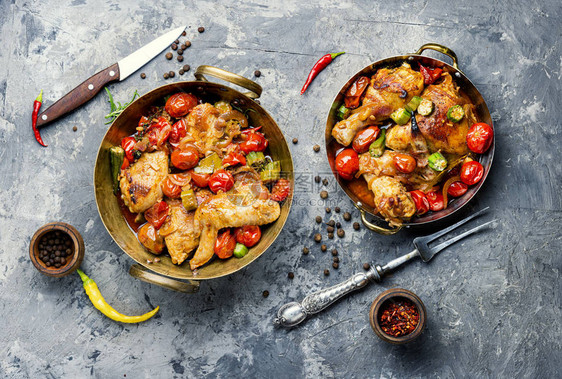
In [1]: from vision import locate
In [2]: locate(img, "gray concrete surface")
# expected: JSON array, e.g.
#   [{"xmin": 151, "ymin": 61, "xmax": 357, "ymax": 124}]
[{"xmin": 1, "ymin": 0, "xmax": 561, "ymax": 377}]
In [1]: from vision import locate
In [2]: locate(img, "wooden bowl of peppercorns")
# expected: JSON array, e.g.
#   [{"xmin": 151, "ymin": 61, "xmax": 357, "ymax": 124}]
[
  {"xmin": 369, "ymin": 288, "xmax": 426, "ymax": 344},
  {"xmin": 29, "ymin": 222, "xmax": 85, "ymax": 277}
]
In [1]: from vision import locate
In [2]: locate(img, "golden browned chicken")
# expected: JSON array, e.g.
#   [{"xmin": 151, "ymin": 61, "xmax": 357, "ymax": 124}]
[
  {"xmin": 332, "ymin": 65, "xmax": 424, "ymax": 146},
  {"xmin": 363, "ymin": 174, "xmax": 416, "ymax": 226},
  {"xmin": 190, "ymin": 172, "xmax": 280, "ymax": 270},
  {"xmin": 160, "ymin": 199, "xmax": 200, "ymax": 265},
  {"xmin": 416, "ymin": 73, "xmax": 476, "ymax": 155},
  {"xmin": 120, "ymin": 151, "xmax": 168, "ymax": 213}
]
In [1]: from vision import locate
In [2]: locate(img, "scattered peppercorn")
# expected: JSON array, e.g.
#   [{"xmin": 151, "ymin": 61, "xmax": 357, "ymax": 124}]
[
  {"xmin": 315, "ymin": 216, "xmax": 322, "ymax": 224},
  {"xmin": 337, "ymin": 229, "xmax": 345, "ymax": 238},
  {"xmin": 302, "ymin": 247, "xmax": 310, "ymax": 255},
  {"xmin": 140, "ymin": 73, "xmax": 146, "ymax": 79},
  {"xmin": 262, "ymin": 290, "xmax": 269, "ymax": 298},
  {"xmin": 328, "ymin": 233, "xmax": 334, "ymax": 239},
  {"xmin": 177, "ymin": 55, "xmax": 184, "ymax": 62},
  {"xmin": 322, "ymin": 178, "xmax": 328, "ymax": 186},
  {"xmin": 183, "ymin": 64, "xmax": 191, "ymax": 72},
  {"xmin": 169, "ymin": 71, "xmax": 175, "ymax": 78},
  {"xmin": 332, "ymin": 262, "xmax": 339, "ymax": 269},
  {"xmin": 180, "ymin": 44, "xmax": 187, "ymax": 50},
  {"xmin": 181, "ymin": 31, "xmax": 186, "ymax": 36},
  {"xmin": 174, "ymin": 39, "xmax": 179, "ymax": 44},
  {"xmin": 179, "ymin": 69, "xmax": 185, "ymax": 75},
  {"xmin": 38, "ymin": 231, "xmax": 74, "ymax": 268},
  {"xmin": 353, "ymin": 222, "xmax": 360, "ymax": 230},
  {"xmin": 72, "ymin": 126, "xmax": 77, "ymax": 132},
  {"xmin": 185, "ymin": 41, "xmax": 191, "ymax": 48},
  {"xmin": 314, "ymin": 233, "xmax": 322, "ymax": 242},
  {"xmin": 327, "ymin": 220, "xmax": 335, "ymax": 227},
  {"xmin": 327, "ymin": 226, "xmax": 335, "ymax": 233},
  {"xmin": 363, "ymin": 263, "xmax": 370, "ymax": 270},
  {"xmin": 198, "ymin": 26, "xmax": 205, "ymax": 33},
  {"xmin": 320, "ymin": 190, "xmax": 328, "ymax": 199},
  {"xmin": 163, "ymin": 73, "xmax": 169, "ymax": 79},
  {"xmin": 313, "ymin": 144, "xmax": 320, "ymax": 152},
  {"xmin": 254, "ymin": 70, "xmax": 262, "ymax": 77},
  {"xmin": 165, "ymin": 52, "xmax": 173, "ymax": 60},
  {"xmin": 333, "ymin": 257, "xmax": 339, "ymax": 263},
  {"xmin": 321, "ymin": 244, "xmax": 327, "ymax": 252},
  {"xmin": 292, "ymin": 138, "xmax": 298, "ymax": 144},
  {"xmin": 324, "ymin": 269, "xmax": 330, "ymax": 276},
  {"xmin": 177, "ymin": 49, "xmax": 184, "ymax": 55},
  {"xmin": 335, "ymin": 207, "xmax": 341, "ymax": 213},
  {"xmin": 336, "ymin": 222, "xmax": 342, "ymax": 228},
  {"xmin": 325, "ymin": 207, "xmax": 331, "ymax": 213},
  {"xmin": 343, "ymin": 212, "xmax": 352, "ymax": 221},
  {"xmin": 314, "ymin": 176, "xmax": 321, "ymax": 183},
  {"xmin": 288, "ymin": 272, "xmax": 294, "ymax": 279},
  {"xmin": 171, "ymin": 43, "xmax": 178, "ymax": 50}
]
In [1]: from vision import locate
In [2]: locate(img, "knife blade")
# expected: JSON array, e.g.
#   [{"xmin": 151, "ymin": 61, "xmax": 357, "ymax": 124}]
[{"xmin": 36, "ymin": 25, "xmax": 186, "ymax": 129}]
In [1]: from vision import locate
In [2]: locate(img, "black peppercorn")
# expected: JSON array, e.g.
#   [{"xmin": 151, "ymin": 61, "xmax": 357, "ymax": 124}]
[
  {"xmin": 174, "ymin": 39, "xmax": 179, "ymax": 44},
  {"xmin": 327, "ymin": 226, "xmax": 335, "ymax": 233},
  {"xmin": 327, "ymin": 220, "xmax": 335, "ymax": 227},
  {"xmin": 163, "ymin": 73, "xmax": 169, "ymax": 79},
  {"xmin": 313, "ymin": 145, "xmax": 320, "ymax": 152},
  {"xmin": 292, "ymin": 138, "xmax": 298, "ymax": 144},
  {"xmin": 363, "ymin": 263, "xmax": 370, "ymax": 270},
  {"xmin": 179, "ymin": 69, "xmax": 185, "ymax": 75},
  {"xmin": 336, "ymin": 222, "xmax": 342, "ymax": 228},
  {"xmin": 315, "ymin": 216, "xmax": 322, "ymax": 224},
  {"xmin": 332, "ymin": 262, "xmax": 339, "ymax": 269},
  {"xmin": 324, "ymin": 269, "xmax": 330, "ymax": 276},
  {"xmin": 343, "ymin": 212, "xmax": 352, "ymax": 221},
  {"xmin": 288, "ymin": 272, "xmax": 294, "ymax": 279},
  {"xmin": 177, "ymin": 49, "xmax": 183, "ymax": 55},
  {"xmin": 169, "ymin": 71, "xmax": 175, "ymax": 78},
  {"xmin": 314, "ymin": 176, "xmax": 321, "ymax": 183},
  {"xmin": 198, "ymin": 26, "xmax": 205, "ymax": 33},
  {"xmin": 322, "ymin": 178, "xmax": 328, "ymax": 186},
  {"xmin": 140, "ymin": 73, "xmax": 146, "ymax": 79},
  {"xmin": 337, "ymin": 229, "xmax": 345, "ymax": 238},
  {"xmin": 180, "ymin": 44, "xmax": 187, "ymax": 50},
  {"xmin": 183, "ymin": 64, "xmax": 191, "ymax": 72},
  {"xmin": 254, "ymin": 70, "xmax": 261, "ymax": 77},
  {"xmin": 185, "ymin": 40, "xmax": 191, "ymax": 47},
  {"xmin": 325, "ymin": 207, "xmax": 331, "ymax": 213},
  {"xmin": 181, "ymin": 31, "xmax": 186, "ymax": 36},
  {"xmin": 331, "ymin": 249, "xmax": 338, "ymax": 256},
  {"xmin": 314, "ymin": 233, "xmax": 322, "ymax": 243},
  {"xmin": 321, "ymin": 244, "xmax": 327, "ymax": 252},
  {"xmin": 177, "ymin": 55, "xmax": 184, "ymax": 62},
  {"xmin": 165, "ymin": 52, "xmax": 173, "ymax": 60},
  {"xmin": 72, "ymin": 126, "xmax": 78, "ymax": 132},
  {"xmin": 302, "ymin": 247, "xmax": 310, "ymax": 255},
  {"xmin": 171, "ymin": 43, "xmax": 178, "ymax": 50},
  {"xmin": 262, "ymin": 290, "xmax": 269, "ymax": 298},
  {"xmin": 335, "ymin": 207, "xmax": 341, "ymax": 213},
  {"xmin": 333, "ymin": 257, "xmax": 339, "ymax": 263},
  {"xmin": 328, "ymin": 233, "xmax": 334, "ymax": 239},
  {"xmin": 320, "ymin": 191, "xmax": 328, "ymax": 199},
  {"xmin": 353, "ymin": 222, "xmax": 360, "ymax": 230}
]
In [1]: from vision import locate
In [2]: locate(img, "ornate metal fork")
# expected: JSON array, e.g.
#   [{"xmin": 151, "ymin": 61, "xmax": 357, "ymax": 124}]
[{"xmin": 274, "ymin": 207, "xmax": 495, "ymax": 328}]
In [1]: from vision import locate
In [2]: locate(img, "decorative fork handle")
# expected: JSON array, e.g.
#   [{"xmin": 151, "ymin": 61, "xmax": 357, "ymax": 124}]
[{"xmin": 274, "ymin": 266, "xmax": 383, "ymax": 328}]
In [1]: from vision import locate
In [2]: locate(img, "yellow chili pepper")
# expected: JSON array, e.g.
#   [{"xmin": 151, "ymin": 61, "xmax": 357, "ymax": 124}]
[{"xmin": 77, "ymin": 269, "xmax": 159, "ymax": 323}]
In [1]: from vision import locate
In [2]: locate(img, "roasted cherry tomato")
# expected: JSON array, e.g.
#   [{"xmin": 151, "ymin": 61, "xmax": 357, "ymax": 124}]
[
  {"xmin": 410, "ymin": 190, "xmax": 429, "ymax": 215},
  {"xmin": 165, "ymin": 93, "xmax": 198, "ymax": 118},
  {"xmin": 419, "ymin": 64, "xmax": 443, "ymax": 85},
  {"xmin": 460, "ymin": 161, "xmax": 484, "ymax": 185},
  {"xmin": 335, "ymin": 148, "xmax": 359, "ymax": 181},
  {"xmin": 344, "ymin": 76, "xmax": 369, "ymax": 109},
  {"xmin": 234, "ymin": 225, "xmax": 262, "ymax": 248},
  {"xmin": 120, "ymin": 157, "xmax": 130, "ymax": 170},
  {"xmin": 393, "ymin": 153, "xmax": 417, "ymax": 174},
  {"xmin": 121, "ymin": 136, "xmax": 137, "ymax": 161},
  {"xmin": 240, "ymin": 131, "xmax": 268, "ymax": 154},
  {"xmin": 352, "ymin": 126, "xmax": 380, "ymax": 153},
  {"xmin": 144, "ymin": 201, "xmax": 169, "ymax": 229},
  {"xmin": 169, "ymin": 119, "xmax": 187, "ymax": 146},
  {"xmin": 138, "ymin": 116, "xmax": 149, "ymax": 129},
  {"xmin": 447, "ymin": 181, "xmax": 468, "ymax": 197},
  {"xmin": 426, "ymin": 190, "xmax": 444, "ymax": 211},
  {"xmin": 137, "ymin": 223, "xmax": 165, "ymax": 254},
  {"xmin": 146, "ymin": 117, "xmax": 171, "ymax": 147},
  {"xmin": 208, "ymin": 169, "xmax": 234, "ymax": 193},
  {"xmin": 467, "ymin": 122, "xmax": 494, "ymax": 154},
  {"xmin": 171, "ymin": 146, "xmax": 199, "ymax": 170},
  {"xmin": 270, "ymin": 178, "xmax": 291, "ymax": 202},
  {"xmin": 214, "ymin": 229, "xmax": 236, "ymax": 259},
  {"xmin": 161, "ymin": 177, "xmax": 182, "ymax": 198},
  {"xmin": 222, "ymin": 151, "xmax": 246, "ymax": 167},
  {"xmin": 190, "ymin": 171, "xmax": 210, "ymax": 188}
]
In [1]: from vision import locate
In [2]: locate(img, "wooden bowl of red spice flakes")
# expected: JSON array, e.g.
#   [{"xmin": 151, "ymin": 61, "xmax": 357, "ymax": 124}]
[{"xmin": 370, "ymin": 288, "xmax": 426, "ymax": 344}]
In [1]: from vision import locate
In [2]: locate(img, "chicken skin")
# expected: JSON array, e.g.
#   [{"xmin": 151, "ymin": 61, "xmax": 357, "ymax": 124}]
[{"xmin": 161, "ymin": 199, "xmax": 200, "ymax": 265}]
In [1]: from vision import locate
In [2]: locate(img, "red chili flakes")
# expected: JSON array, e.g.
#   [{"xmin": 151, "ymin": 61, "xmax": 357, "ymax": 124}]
[{"xmin": 379, "ymin": 298, "xmax": 419, "ymax": 337}]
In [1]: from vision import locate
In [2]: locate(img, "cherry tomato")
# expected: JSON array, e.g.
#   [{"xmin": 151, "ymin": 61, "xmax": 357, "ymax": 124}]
[
  {"xmin": 209, "ymin": 169, "xmax": 234, "ymax": 193},
  {"xmin": 161, "ymin": 177, "xmax": 182, "ymax": 198},
  {"xmin": 460, "ymin": 161, "xmax": 484, "ymax": 185},
  {"xmin": 169, "ymin": 119, "xmax": 187, "ymax": 146},
  {"xmin": 234, "ymin": 225, "xmax": 262, "ymax": 247},
  {"xmin": 393, "ymin": 153, "xmax": 417, "ymax": 174},
  {"xmin": 138, "ymin": 223, "xmax": 165, "ymax": 254},
  {"xmin": 121, "ymin": 136, "xmax": 137, "ymax": 161},
  {"xmin": 144, "ymin": 201, "xmax": 169, "ymax": 229},
  {"xmin": 190, "ymin": 171, "xmax": 210, "ymax": 188},
  {"xmin": 138, "ymin": 116, "xmax": 149, "ymax": 129},
  {"xmin": 270, "ymin": 178, "xmax": 291, "ymax": 202},
  {"xmin": 214, "ymin": 229, "xmax": 236, "ymax": 259},
  {"xmin": 467, "ymin": 122, "xmax": 494, "ymax": 154},
  {"xmin": 146, "ymin": 117, "xmax": 171, "ymax": 147},
  {"xmin": 419, "ymin": 64, "xmax": 443, "ymax": 85},
  {"xmin": 352, "ymin": 126, "xmax": 380, "ymax": 153},
  {"xmin": 426, "ymin": 190, "xmax": 444, "ymax": 211},
  {"xmin": 345, "ymin": 76, "xmax": 370, "ymax": 109},
  {"xmin": 171, "ymin": 146, "xmax": 199, "ymax": 170},
  {"xmin": 240, "ymin": 131, "xmax": 268, "ymax": 154},
  {"xmin": 447, "ymin": 181, "xmax": 468, "ymax": 197},
  {"xmin": 121, "ymin": 157, "xmax": 130, "ymax": 170},
  {"xmin": 222, "ymin": 151, "xmax": 246, "ymax": 167},
  {"xmin": 410, "ymin": 190, "xmax": 429, "ymax": 215},
  {"xmin": 335, "ymin": 148, "xmax": 359, "ymax": 181},
  {"xmin": 165, "ymin": 93, "xmax": 198, "ymax": 118}
]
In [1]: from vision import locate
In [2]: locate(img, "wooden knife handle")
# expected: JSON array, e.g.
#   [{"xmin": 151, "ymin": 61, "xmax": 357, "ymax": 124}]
[{"xmin": 36, "ymin": 63, "xmax": 120, "ymax": 128}]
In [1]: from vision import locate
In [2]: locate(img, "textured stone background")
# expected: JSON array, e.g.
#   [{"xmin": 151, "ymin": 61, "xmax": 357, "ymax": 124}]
[{"xmin": 1, "ymin": 0, "xmax": 561, "ymax": 377}]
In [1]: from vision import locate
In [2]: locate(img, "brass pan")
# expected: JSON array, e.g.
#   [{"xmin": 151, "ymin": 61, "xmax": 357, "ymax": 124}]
[
  {"xmin": 94, "ymin": 66, "xmax": 293, "ymax": 292},
  {"xmin": 325, "ymin": 44, "xmax": 494, "ymax": 235}
]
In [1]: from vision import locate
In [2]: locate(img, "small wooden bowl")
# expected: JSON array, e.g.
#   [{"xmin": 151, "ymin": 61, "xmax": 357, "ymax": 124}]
[
  {"xmin": 29, "ymin": 222, "xmax": 85, "ymax": 277},
  {"xmin": 370, "ymin": 288, "xmax": 426, "ymax": 344}
]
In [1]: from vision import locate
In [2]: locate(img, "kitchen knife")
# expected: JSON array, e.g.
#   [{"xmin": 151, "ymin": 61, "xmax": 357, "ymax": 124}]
[{"xmin": 36, "ymin": 25, "xmax": 186, "ymax": 129}]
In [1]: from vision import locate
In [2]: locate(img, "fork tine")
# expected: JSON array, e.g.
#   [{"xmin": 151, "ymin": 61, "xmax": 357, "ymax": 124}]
[
  {"xmin": 420, "ymin": 206, "xmax": 489, "ymax": 244},
  {"xmin": 423, "ymin": 219, "xmax": 497, "ymax": 261}
]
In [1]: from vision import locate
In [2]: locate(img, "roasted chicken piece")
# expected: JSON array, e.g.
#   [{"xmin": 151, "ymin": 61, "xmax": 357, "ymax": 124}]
[
  {"xmin": 190, "ymin": 171, "xmax": 280, "ymax": 270},
  {"xmin": 159, "ymin": 199, "xmax": 200, "ymax": 265},
  {"xmin": 332, "ymin": 65, "xmax": 424, "ymax": 146},
  {"xmin": 120, "ymin": 151, "xmax": 168, "ymax": 213},
  {"xmin": 363, "ymin": 174, "xmax": 416, "ymax": 227},
  {"xmin": 416, "ymin": 73, "xmax": 476, "ymax": 155}
]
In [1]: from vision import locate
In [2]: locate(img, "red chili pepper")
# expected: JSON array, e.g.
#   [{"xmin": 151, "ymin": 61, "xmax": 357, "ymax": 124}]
[
  {"xmin": 419, "ymin": 64, "xmax": 443, "ymax": 85},
  {"xmin": 32, "ymin": 90, "xmax": 47, "ymax": 147},
  {"xmin": 300, "ymin": 52, "xmax": 345, "ymax": 95}
]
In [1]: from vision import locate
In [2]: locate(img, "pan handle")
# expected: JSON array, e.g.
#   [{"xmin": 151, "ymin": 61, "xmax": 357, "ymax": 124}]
[
  {"xmin": 414, "ymin": 43, "xmax": 459, "ymax": 70},
  {"xmin": 129, "ymin": 264, "xmax": 200, "ymax": 293},
  {"xmin": 354, "ymin": 202, "xmax": 402, "ymax": 235},
  {"xmin": 194, "ymin": 65, "xmax": 262, "ymax": 99}
]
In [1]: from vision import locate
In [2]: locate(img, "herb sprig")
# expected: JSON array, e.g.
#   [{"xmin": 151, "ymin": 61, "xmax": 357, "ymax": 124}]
[{"xmin": 104, "ymin": 88, "xmax": 140, "ymax": 124}]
